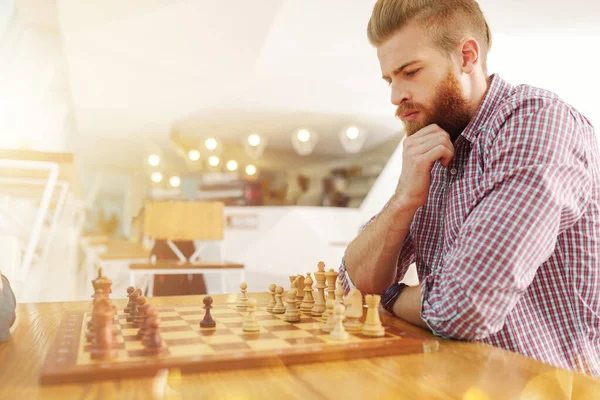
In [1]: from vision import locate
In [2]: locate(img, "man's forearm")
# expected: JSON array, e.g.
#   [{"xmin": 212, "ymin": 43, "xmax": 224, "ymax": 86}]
[
  {"xmin": 391, "ymin": 285, "xmax": 430, "ymax": 330},
  {"xmin": 344, "ymin": 197, "xmax": 418, "ymax": 294}
]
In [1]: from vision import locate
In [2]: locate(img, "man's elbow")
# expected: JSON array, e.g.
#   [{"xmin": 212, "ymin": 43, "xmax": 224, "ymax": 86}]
[{"xmin": 425, "ymin": 308, "xmax": 505, "ymax": 341}]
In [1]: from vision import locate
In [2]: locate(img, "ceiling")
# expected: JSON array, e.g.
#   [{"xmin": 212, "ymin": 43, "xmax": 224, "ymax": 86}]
[{"xmin": 13, "ymin": 0, "xmax": 600, "ymax": 170}]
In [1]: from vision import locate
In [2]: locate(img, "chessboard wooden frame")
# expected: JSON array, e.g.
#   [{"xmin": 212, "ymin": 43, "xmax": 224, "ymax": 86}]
[{"xmin": 40, "ymin": 304, "xmax": 433, "ymax": 385}]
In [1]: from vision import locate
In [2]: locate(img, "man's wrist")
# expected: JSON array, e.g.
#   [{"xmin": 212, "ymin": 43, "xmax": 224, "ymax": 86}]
[{"xmin": 380, "ymin": 282, "xmax": 408, "ymax": 315}]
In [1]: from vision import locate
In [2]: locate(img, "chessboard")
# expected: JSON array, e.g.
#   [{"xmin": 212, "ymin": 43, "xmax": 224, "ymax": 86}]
[{"xmin": 40, "ymin": 300, "xmax": 431, "ymax": 385}]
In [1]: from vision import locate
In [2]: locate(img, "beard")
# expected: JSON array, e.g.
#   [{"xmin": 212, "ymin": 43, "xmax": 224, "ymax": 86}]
[{"xmin": 396, "ymin": 68, "xmax": 472, "ymax": 142}]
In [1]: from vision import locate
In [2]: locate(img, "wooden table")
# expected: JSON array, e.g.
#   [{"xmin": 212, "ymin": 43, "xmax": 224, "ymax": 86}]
[{"xmin": 1, "ymin": 293, "xmax": 599, "ymax": 400}]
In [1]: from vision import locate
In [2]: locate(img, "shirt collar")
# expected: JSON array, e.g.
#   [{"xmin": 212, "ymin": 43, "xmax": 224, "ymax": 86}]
[{"xmin": 461, "ymin": 74, "xmax": 514, "ymax": 143}]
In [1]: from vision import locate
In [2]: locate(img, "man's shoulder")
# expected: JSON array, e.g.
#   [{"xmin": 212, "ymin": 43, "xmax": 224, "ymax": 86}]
[{"xmin": 496, "ymin": 83, "xmax": 567, "ymax": 121}]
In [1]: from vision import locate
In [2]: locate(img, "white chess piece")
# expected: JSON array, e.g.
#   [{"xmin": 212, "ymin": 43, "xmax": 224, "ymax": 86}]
[
  {"xmin": 330, "ymin": 303, "xmax": 349, "ymax": 341},
  {"xmin": 242, "ymin": 298, "xmax": 260, "ymax": 332},
  {"xmin": 343, "ymin": 289, "xmax": 364, "ymax": 332},
  {"xmin": 236, "ymin": 282, "xmax": 248, "ymax": 309},
  {"xmin": 284, "ymin": 288, "xmax": 301, "ymax": 322}
]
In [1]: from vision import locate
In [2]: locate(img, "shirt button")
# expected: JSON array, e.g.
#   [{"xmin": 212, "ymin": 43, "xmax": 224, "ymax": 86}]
[{"xmin": 450, "ymin": 168, "xmax": 457, "ymax": 175}]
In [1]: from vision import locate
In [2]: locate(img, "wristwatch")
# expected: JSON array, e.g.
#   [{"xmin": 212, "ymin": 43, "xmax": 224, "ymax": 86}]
[{"xmin": 380, "ymin": 282, "xmax": 408, "ymax": 315}]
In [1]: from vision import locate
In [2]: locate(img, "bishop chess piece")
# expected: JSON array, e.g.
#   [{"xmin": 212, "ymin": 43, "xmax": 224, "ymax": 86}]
[
  {"xmin": 200, "ymin": 296, "xmax": 216, "ymax": 328},
  {"xmin": 300, "ymin": 273, "xmax": 315, "ymax": 312},
  {"xmin": 242, "ymin": 298, "xmax": 260, "ymax": 332},
  {"xmin": 266, "ymin": 284, "xmax": 277, "ymax": 313},
  {"xmin": 237, "ymin": 282, "xmax": 248, "ymax": 309},
  {"xmin": 330, "ymin": 303, "xmax": 349, "ymax": 341},
  {"xmin": 312, "ymin": 261, "xmax": 327, "ymax": 317},
  {"xmin": 124, "ymin": 286, "xmax": 136, "ymax": 313},
  {"xmin": 90, "ymin": 309, "xmax": 118, "ymax": 360},
  {"xmin": 343, "ymin": 289, "xmax": 364, "ymax": 332},
  {"xmin": 272, "ymin": 286, "xmax": 286, "ymax": 314},
  {"xmin": 283, "ymin": 288, "xmax": 301, "ymax": 323},
  {"xmin": 142, "ymin": 314, "xmax": 166, "ymax": 355},
  {"xmin": 362, "ymin": 295, "xmax": 385, "ymax": 337},
  {"xmin": 321, "ymin": 299, "xmax": 335, "ymax": 333},
  {"xmin": 325, "ymin": 268, "xmax": 338, "ymax": 301},
  {"xmin": 335, "ymin": 283, "xmax": 344, "ymax": 305}
]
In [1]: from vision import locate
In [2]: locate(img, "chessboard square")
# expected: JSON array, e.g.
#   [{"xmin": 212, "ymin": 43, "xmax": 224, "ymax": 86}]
[
  {"xmin": 157, "ymin": 312, "xmax": 179, "ymax": 318},
  {"xmin": 180, "ymin": 314, "xmax": 202, "ymax": 321},
  {"xmin": 161, "ymin": 325, "xmax": 194, "ymax": 333},
  {"xmin": 317, "ymin": 334, "xmax": 363, "ymax": 344},
  {"xmin": 294, "ymin": 322, "xmax": 322, "ymax": 330},
  {"xmin": 211, "ymin": 309, "xmax": 241, "ymax": 316},
  {"xmin": 161, "ymin": 330, "xmax": 199, "ymax": 340},
  {"xmin": 216, "ymin": 317, "xmax": 246, "ymax": 323},
  {"xmin": 191, "ymin": 323, "xmax": 230, "ymax": 333},
  {"xmin": 254, "ymin": 311, "xmax": 271, "ymax": 317},
  {"xmin": 255, "ymin": 315, "xmax": 281, "ymax": 321},
  {"xmin": 169, "ymin": 343, "xmax": 215, "ymax": 357},
  {"xmin": 161, "ymin": 320, "xmax": 189, "ymax": 328},
  {"xmin": 209, "ymin": 342, "xmax": 252, "ymax": 352},
  {"xmin": 202, "ymin": 334, "xmax": 244, "ymax": 345},
  {"xmin": 121, "ymin": 328, "xmax": 139, "ymax": 336},
  {"xmin": 256, "ymin": 319, "xmax": 288, "ymax": 327},
  {"xmin": 246, "ymin": 339, "xmax": 292, "ymax": 351},
  {"xmin": 124, "ymin": 341, "xmax": 145, "ymax": 351},
  {"xmin": 267, "ymin": 325, "xmax": 300, "ymax": 332},
  {"xmin": 272, "ymin": 330, "xmax": 313, "ymax": 339},
  {"xmin": 161, "ymin": 316, "xmax": 185, "ymax": 322},
  {"xmin": 174, "ymin": 306, "xmax": 203, "ymax": 312},
  {"xmin": 164, "ymin": 337, "xmax": 204, "ymax": 346},
  {"xmin": 284, "ymin": 337, "xmax": 326, "ymax": 346}
]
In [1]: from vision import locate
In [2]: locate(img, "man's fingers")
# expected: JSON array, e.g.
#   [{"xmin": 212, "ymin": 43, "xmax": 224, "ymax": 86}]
[{"xmin": 418, "ymin": 145, "xmax": 454, "ymax": 168}]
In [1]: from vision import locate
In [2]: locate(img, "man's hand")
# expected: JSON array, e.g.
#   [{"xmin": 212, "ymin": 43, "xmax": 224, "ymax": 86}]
[{"xmin": 394, "ymin": 124, "xmax": 455, "ymax": 209}]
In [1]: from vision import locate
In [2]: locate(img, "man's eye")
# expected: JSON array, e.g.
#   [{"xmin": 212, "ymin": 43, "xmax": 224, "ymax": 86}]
[{"xmin": 406, "ymin": 69, "xmax": 420, "ymax": 77}]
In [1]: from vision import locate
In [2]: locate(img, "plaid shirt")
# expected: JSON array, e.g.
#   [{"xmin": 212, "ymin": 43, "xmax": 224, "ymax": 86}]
[{"xmin": 339, "ymin": 75, "xmax": 600, "ymax": 377}]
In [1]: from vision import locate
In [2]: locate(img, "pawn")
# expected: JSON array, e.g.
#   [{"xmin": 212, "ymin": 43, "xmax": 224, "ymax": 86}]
[
  {"xmin": 242, "ymin": 298, "xmax": 260, "ymax": 332},
  {"xmin": 283, "ymin": 288, "xmax": 301, "ymax": 323},
  {"xmin": 126, "ymin": 291, "xmax": 139, "ymax": 323},
  {"xmin": 124, "ymin": 286, "xmax": 136, "ymax": 313},
  {"xmin": 142, "ymin": 314, "xmax": 166, "ymax": 355},
  {"xmin": 200, "ymin": 296, "xmax": 216, "ymax": 328},
  {"xmin": 142, "ymin": 309, "xmax": 159, "ymax": 345},
  {"xmin": 266, "ymin": 284, "xmax": 277, "ymax": 313},
  {"xmin": 237, "ymin": 282, "xmax": 248, "ymax": 309},
  {"xmin": 90, "ymin": 311, "xmax": 118, "ymax": 360},
  {"xmin": 272, "ymin": 286, "xmax": 286, "ymax": 314},
  {"xmin": 133, "ymin": 296, "xmax": 148, "ymax": 326},
  {"xmin": 330, "ymin": 303, "xmax": 349, "ymax": 341},
  {"xmin": 136, "ymin": 305, "xmax": 153, "ymax": 340},
  {"xmin": 321, "ymin": 299, "xmax": 335, "ymax": 333}
]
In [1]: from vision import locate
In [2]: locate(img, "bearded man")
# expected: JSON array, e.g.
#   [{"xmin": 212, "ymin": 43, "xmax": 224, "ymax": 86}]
[{"xmin": 340, "ymin": 0, "xmax": 600, "ymax": 377}]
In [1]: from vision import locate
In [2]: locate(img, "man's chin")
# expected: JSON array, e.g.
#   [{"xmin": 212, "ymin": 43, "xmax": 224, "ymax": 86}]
[{"xmin": 403, "ymin": 121, "xmax": 428, "ymax": 136}]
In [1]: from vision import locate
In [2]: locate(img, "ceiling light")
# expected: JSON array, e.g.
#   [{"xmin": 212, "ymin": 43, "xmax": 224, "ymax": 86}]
[
  {"xmin": 151, "ymin": 172, "xmax": 163, "ymax": 183},
  {"xmin": 188, "ymin": 149, "xmax": 200, "ymax": 161},
  {"xmin": 226, "ymin": 160, "xmax": 238, "ymax": 171},
  {"xmin": 297, "ymin": 129, "xmax": 311, "ymax": 143},
  {"xmin": 205, "ymin": 138, "xmax": 218, "ymax": 151},
  {"xmin": 248, "ymin": 134, "xmax": 261, "ymax": 147},
  {"xmin": 169, "ymin": 176, "xmax": 181, "ymax": 188},
  {"xmin": 208, "ymin": 156, "xmax": 220, "ymax": 167},
  {"xmin": 345, "ymin": 126, "xmax": 360, "ymax": 140},
  {"xmin": 245, "ymin": 165, "xmax": 257, "ymax": 176},
  {"xmin": 147, "ymin": 154, "xmax": 160, "ymax": 167}
]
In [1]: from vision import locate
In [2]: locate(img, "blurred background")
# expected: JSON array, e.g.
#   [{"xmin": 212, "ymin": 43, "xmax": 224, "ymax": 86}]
[{"xmin": 0, "ymin": 0, "xmax": 598, "ymax": 303}]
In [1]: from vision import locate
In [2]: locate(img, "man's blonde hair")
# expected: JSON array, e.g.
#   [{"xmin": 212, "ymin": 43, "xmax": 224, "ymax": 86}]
[{"xmin": 367, "ymin": 0, "xmax": 492, "ymax": 73}]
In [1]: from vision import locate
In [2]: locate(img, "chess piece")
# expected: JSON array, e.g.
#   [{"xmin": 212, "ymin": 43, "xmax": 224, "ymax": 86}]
[
  {"xmin": 266, "ymin": 284, "xmax": 277, "ymax": 313},
  {"xmin": 330, "ymin": 303, "xmax": 349, "ymax": 341},
  {"xmin": 362, "ymin": 295, "xmax": 385, "ymax": 337},
  {"xmin": 136, "ymin": 305, "xmax": 153, "ymax": 339},
  {"xmin": 294, "ymin": 275, "xmax": 305, "ymax": 306},
  {"xmin": 300, "ymin": 273, "xmax": 315, "ymax": 312},
  {"xmin": 142, "ymin": 308, "xmax": 159, "ymax": 345},
  {"xmin": 312, "ymin": 261, "xmax": 327, "ymax": 317},
  {"xmin": 272, "ymin": 286, "xmax": 286, "ymax": 314},
  {"xmin": 126, "ymin": 291, "xmax": 140, "ymax": 323},
  {"xmin": 343, "ymin": 289, "xmax": 364, "ymax": 332},
  {"xmin": 87, "ymin": 289, "xmax": 111, "ymax": 342},
  {"xmin": 283, "ymin": 288, "xmax": 301, "ymax": 323},
  {"xmin": 124, "ymin": 286, "xmax": 136, "ymax": 313},
  {"xmin": 90, "ymin": 309, "xmax": 118, "ymax": 360},
  {"xmin": 88, "ymin": 287, "xmax": 107, "ymax": 330},
  {"xmin": 242, "ymin": 298, "xmax": 260, "ymax": 332},
  {"xmin": 335, "ymin": 283, "xmax": 344, "ymax": 305},
  {"xmin": 325, "ymin": 268, "xmax": 338, "ymax": 301},
  {"xmin": 200, "ymin": 296, "xmax": 216, "ymax": 328},
  {"xmin": 95, "ymin": 269, "xmax": 113, "ymax": 297},
  {"xmin": 321, "ymin": 299, "xmax": 335, "ymax": 333},
  {"xmin": 142, "ymin": 314, "xmax": 166, "ymax": 355},
  {"xmin": 288, "ymin": 276, "xmax": 297, "ymax": 293},
  {"xmin": 133, "ymin": 296, "xmax": 148, "ymax": 326},
  {"xmin": 237, "ymin": 282, "xmax": 248, "ymax": 309}
]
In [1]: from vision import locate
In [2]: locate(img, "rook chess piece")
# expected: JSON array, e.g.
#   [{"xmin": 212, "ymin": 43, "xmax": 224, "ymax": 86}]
[
  {"xmin": 237, "ymin": 282, "xmax": 248, "ymax": 309},
  {"xmin": 266, "ymin": 284, "xmax": 277, "ymax": 313},
  {"xmin": 321, "ymin": 299, "xmax": 335, "ymax": 333},
  {"xmin": 312, "ymin": 261, "xmax": 327, "ymax": 317},
  {"xmin": 283, "ymin": 288, "xmax": 301, "ymax": 323},
  {"xmin": 343, "ymin": 289, "xmax": 364, "ymax": 332},
  {"xmin": 242, "ymin": 298, "xmax": 260, "ymax": 332},
  {"xmin": 300, "ymin": 273, "xmax": 315, "ymax": 312},
  {"xmin": 362, "ymin": 295, "xmax": 385, "ymax": 337},
  {"xmin": 200, "ymin": 296, "xmax": 216, "ymax": 328},
  {"xmin": 272, "ymin": 286, "xmax": 286, "ymax": 314},
  {"xmin": 330, "ymin": 303, "xmax": 349, "ymax": 341}
]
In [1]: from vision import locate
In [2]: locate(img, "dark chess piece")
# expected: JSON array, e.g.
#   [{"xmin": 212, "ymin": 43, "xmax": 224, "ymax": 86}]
[
  {"xmin": 200, "ymin": 296, "xmax": 216, "ymax": 328},
  {"xmin": 142, "ymin": 314, "xmax": 166, "ymax": 355},
  {"xmin": 137, "ymin": 306, "xmax": 156, "ymax": 340},
  {"xmin": 133, "ymin": 296, "xmax": 147, "ymax": 326},
  {"xmin": 124, "ymin": 286, "xmax": 136, "ymax": 313},
  {"xmin": 126, "ymin": 292, "xmax": 139, "ymax": 323},
  {"xmin": 90, "ymin": 310, "xmax": 118, "ymax": 361}
]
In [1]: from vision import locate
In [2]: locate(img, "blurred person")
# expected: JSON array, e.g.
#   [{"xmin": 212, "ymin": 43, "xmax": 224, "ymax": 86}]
[{"xmin": 0, "ymin": 271, "xmax": 17, "ymax": 342}]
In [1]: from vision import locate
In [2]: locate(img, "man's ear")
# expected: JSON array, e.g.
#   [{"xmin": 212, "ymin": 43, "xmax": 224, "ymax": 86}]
[{"xmin": 460, "ymin": 38, "xmax": 480, "ymax": 74}]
